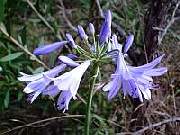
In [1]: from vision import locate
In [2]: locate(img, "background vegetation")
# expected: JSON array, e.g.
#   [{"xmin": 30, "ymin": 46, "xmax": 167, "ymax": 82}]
[{"xmin": 0, "ymin": 0, "xmax": 179, "ymax": 134}]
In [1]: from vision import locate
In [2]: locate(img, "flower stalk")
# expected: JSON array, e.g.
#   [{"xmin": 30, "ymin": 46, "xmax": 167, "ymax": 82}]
[{"xmin": 85, "ymin": 66, "xmax": 99, "ymax": 135}]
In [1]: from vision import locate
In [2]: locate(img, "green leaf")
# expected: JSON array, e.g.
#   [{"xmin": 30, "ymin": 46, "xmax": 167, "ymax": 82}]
[
  {"xmin": 0, "ymin": 0, "xmax": 7, "ymax": 22},
  {"xmin": 33, "ymin": 67, "xmax": 45, "ymax": 74},
  {"xmin": 0, "ymin": 52, "xmax": 23, "ymax": 62},
  {"xmin": 0, "ymin": 66, "xmax": 2, "ymax": 72},
  {"xmin": 4, "ymin": 90, "xmax": 9, "ymax": 108},
  {"xmin": 18, "ymin": 91, "xmax": 23, "ymax": 101}
]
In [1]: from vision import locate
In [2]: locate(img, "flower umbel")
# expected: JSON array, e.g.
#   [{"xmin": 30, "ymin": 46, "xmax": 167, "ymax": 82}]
[
  {"xmin": 18, "ymin": 10, "xmax": 168, "ymax": 135},
  {"xmin": 19, "ymin": 10, "xmax": 167, "ymax": 115}
]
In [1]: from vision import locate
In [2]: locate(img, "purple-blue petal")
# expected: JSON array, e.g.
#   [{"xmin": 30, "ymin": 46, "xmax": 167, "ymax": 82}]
[
  {"xmin": 89, "ymin": 23, "xmax": 95, "ymax": 35},
  {"xmin": 77, "ymin": 25, "xmax": 88, "ymax": 40},
  {"xmin": 42, "ymin": 85, "xmax": 59, "ymax": 97},
  {"xmin": 67, "ymin": 53, "xmax": 78, "ymax": 60},
  {"xmin": 57, "ymin": 91, "xmax": 72, "ymax": 112},
  {"xmin": 144, "ymin": 67, "xmax": 167, "ymax": 76},
  {"xmin": 66, "ymin": 33, "xmax": 77, "ymax": 48},
  {"xmin": 107, "ymin": 76, "xmax": 121, "ymax": 100},
  {"xmin": 123, "ymin": 35, "xmax": 134, "ymax": 53},
  {"xmin": 33, "ymin": 41, "xmax": 68, "ymax": 55},
  {"xmin": 128, "ymin": 54, "xmax": 165, "ymax": 71},
  {"xmin": 58, "ymin": 56, "xmax": 80, "ymax": 67},
  {"xmin": 99, "ymin": 10, "xmax": 112, "ymax": 44}
]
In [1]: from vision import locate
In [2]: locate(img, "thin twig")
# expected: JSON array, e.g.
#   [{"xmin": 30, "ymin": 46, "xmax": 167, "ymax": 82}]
[
  {"xmin": 0, "ymin": 23, "xmax": 49, "ymax": 70},
  {"xmin": 95, "ymin": 0, "xmax": 104, "ymax": 17},
  {"xmin": 116, "ymin": 117, "xmax": 180, "ymax": 135},
  {"xmin": 58, "ymin": 0, "xmax": 77, "ymax": 31},
  {"xmin": 1, "ymin": 115, "xmax": 84, "ymax": 135},
  {"xmin": 158, "ymin": 1, "xmax": 180, "ymax": 45},
  {"xmin": 95, "ymin": 0, "xmax": 126, "ymax": 36},
  {"xmin": 26, "ymin": 0, "xmax": 54, "ymax": 32}
]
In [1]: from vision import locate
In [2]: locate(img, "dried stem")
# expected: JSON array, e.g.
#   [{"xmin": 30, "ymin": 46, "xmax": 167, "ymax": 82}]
[
  {"xmin": 94, "ymin": 0, "xmax": 126, "ymax": 36},
  {"xmin": 58, "ymin": 0, "xmax": 77, "ymax": 31},
  {"xmin": 157, "ymin": 1, "xmax": 180, "ymax": 45},
  {"xmin": 1, "ymin": 115, "xmax": 84, "ymax": 135},
  {"xmin": 117, "ymin": 117, "xmax": 180, "ymax": 135},
  {"xmin": 26, "ymin": 0, "xmax": 54, "ymax": 32}
]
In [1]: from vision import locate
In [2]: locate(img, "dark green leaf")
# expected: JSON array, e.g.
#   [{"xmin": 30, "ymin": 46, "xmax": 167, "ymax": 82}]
[
  {"xmin": 4, "ymin": 90, "xmax": 9, "ymax": 108},
  {"xmin": 18, "ymin": 91, "xmax": 23, "ymax": 101},
  {"xmin": 0, "ymin": 0, "xmax": 7, "ymax": 22}
]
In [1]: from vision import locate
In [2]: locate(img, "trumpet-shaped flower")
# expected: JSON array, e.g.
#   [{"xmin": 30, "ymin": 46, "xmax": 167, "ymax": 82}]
[
  {"xmin": 33, "ymin": 41, "xmax": 68, "ymax": 55},
  {"xmin": 18, "ymin": 64, "xmax": 67, "ymax": 103},
  {"xmin": 42, "ymin": 60, "xmax": 90, "ymax": 111},
  {"xmin": 99, "ymin": 10, "xmax": 112, "ymax": 43},
  {"xmin": 51, "ymin": 60, "xmax": 90, "ymax": 99},
  {"xmin": 103, "ymin": 35, "xmax": 167, "ymax": 101}
]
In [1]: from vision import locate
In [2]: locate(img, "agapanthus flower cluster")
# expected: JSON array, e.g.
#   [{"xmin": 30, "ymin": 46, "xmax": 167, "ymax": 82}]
[{"xmin": 18, "ymin": 10, "xmax": 167, "ymax": 112}]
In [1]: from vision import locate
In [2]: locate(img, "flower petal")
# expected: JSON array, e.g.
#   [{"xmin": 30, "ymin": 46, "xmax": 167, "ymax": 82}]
[
  {"xmin": 89, "ymin": 23, "xmax": 95, "ymax": 35},
  {"xmin": 144, "ymin": 67, "xmax": 167, "ymax": 76},
  {"xmin": 42, "ymin": 85, "xmax": 59, "ymax": 97},
  {"xmin": 123, "ymin": 35, "xmax": 134, "ymax": 53},
  {"xmin": 45, "ymin": 64, "xmax": 67, "ymax": 77},
  {"xmin": 67, "ymin": 53, "xmax": 78, "ymax": 60},
  {"xmin": 23, "ymin": 79, "xmax": 47, "ymax": 94},
  {"xmin": 77, "ymin": 25, "xmax": 88, "ymax": 40},
  {"xmin": 30, "ymin": 90, "xmax": 42, "ymax": 103},
  {"xmin": 58, "ymin": 56, "xmax": 80, "ymax": 67},
  {"xmin": 57, "ymin": 91, "xmax": 73, "ymax": 112},
  {"xmin": 18, "ymin": 72, "xmax": 43, "ymax": 82},
  {"xmin": 99, "ymin": 10, "xmax": 112, "ymax": 43},
  {"xmin": 107, "ymin": 77, "xmax": 121, "ymax": 100},
  {"xmin": 33, "ymin": 41, "xmax": 68, "ymax": 55},
  {"xmin": 66, "ymin": 33, "xmax": 77, "ymax": 48},
  {"xmin": 128, "ymin": 55, "xmax": 165, "ymax": 71},
  {"xmin": 140, "ymin": 86, "xmax": 151, "ymax": 100}
]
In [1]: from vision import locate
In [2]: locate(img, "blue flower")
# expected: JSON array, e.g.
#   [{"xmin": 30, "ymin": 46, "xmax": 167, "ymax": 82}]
[
  {"xmin": 99, "ymin": 10, "xmax": 112, "ymax": 44},
  {"xmin": 18, "ymin": 64, "xmax": 67, "ymax": 103},
  {"xmin": 51, "ymin": 60, "xmax": 90, "ymax": 99},
  {"xmin": 103, "ymin": 35, "xmax": 167, "ymax": 101},
  {"xmin": 44, "ymin": 60, "xmax": 90, "ymax": 111},
  {"xmin": 18, "ymin": 56, "xmax": 80, "ymax": 103},
  {"xmin": 33, "ymin": 41, "xmax": 68, "ymax": 55},
  {"xmin": 77, "ymin": 25, "xmax": 88, "ymax": 40}
]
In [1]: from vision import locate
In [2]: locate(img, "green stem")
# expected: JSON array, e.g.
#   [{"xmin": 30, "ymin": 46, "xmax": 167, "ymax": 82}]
[{"xmin": 85, "ymin": 66, "xmax": 99, "ymax": 135}]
